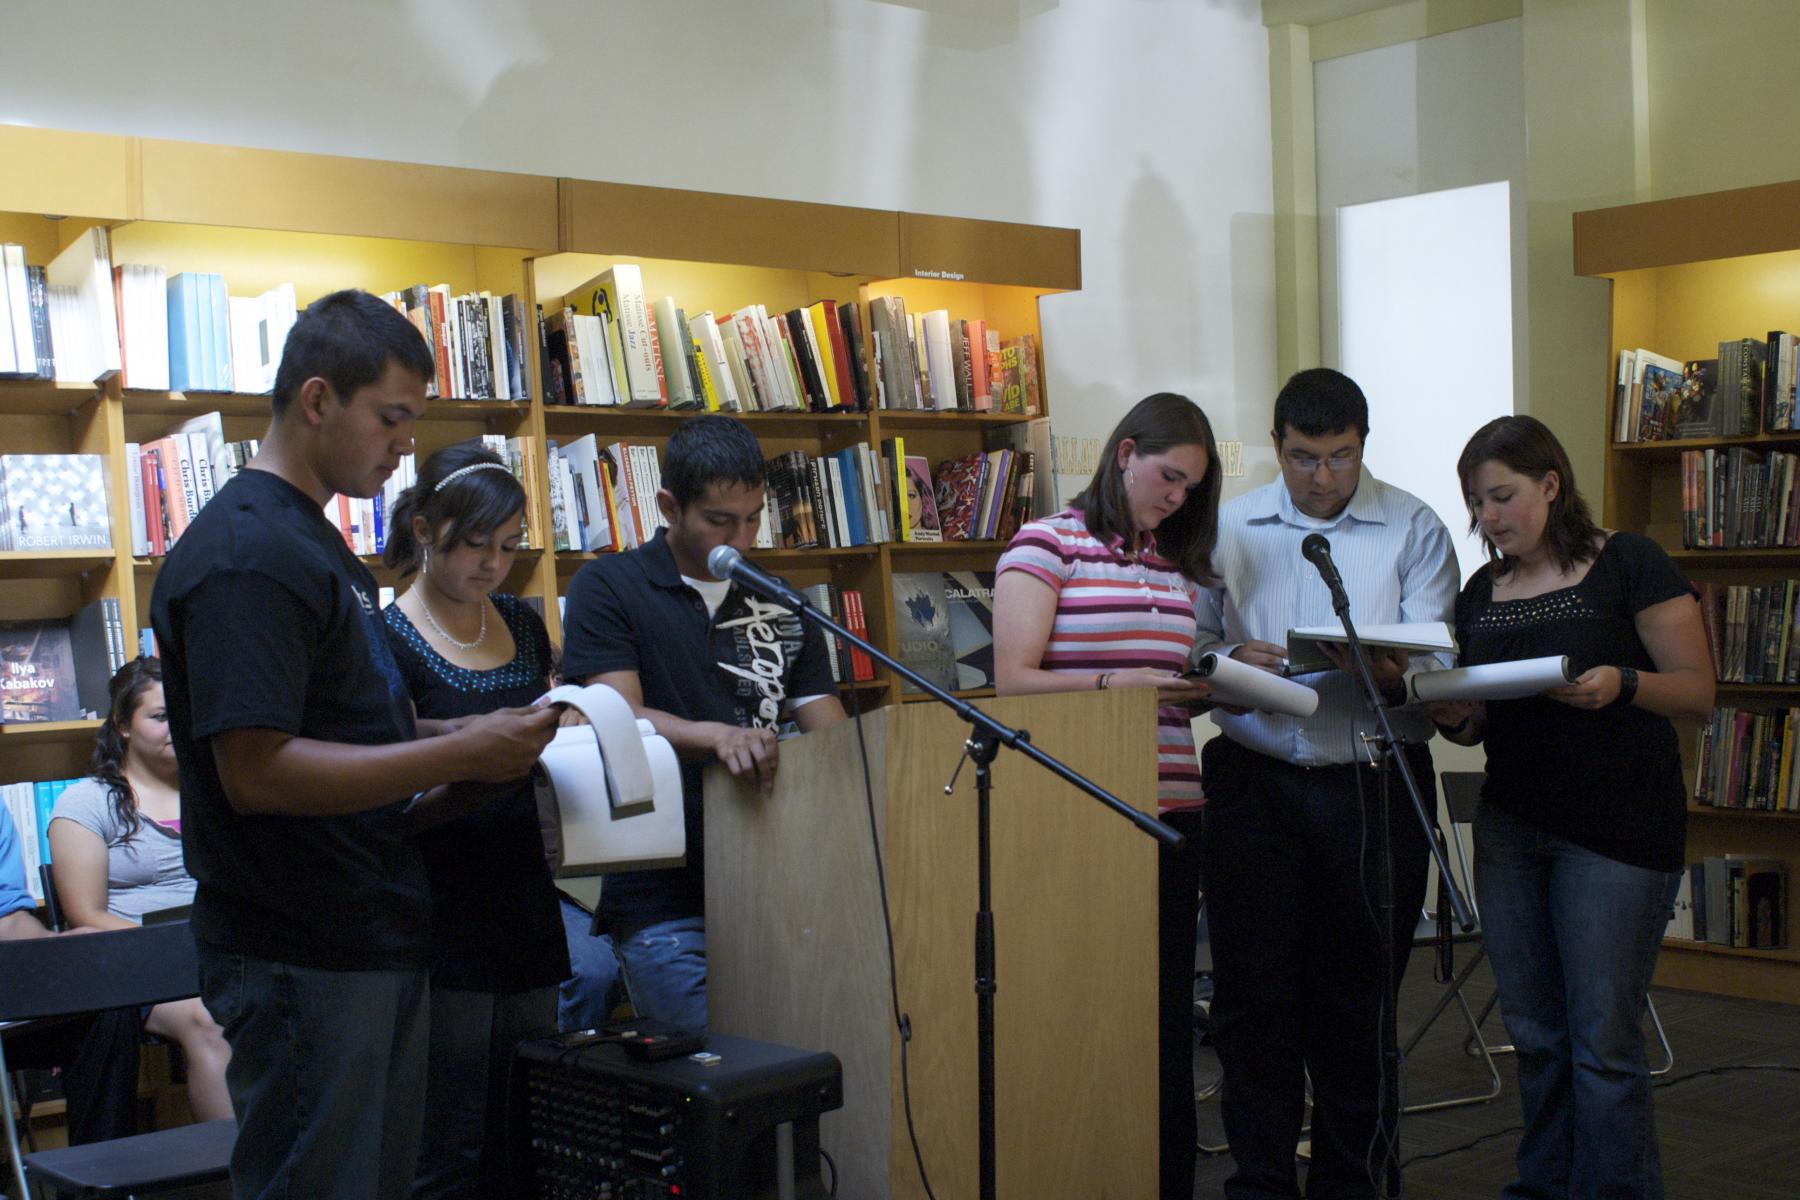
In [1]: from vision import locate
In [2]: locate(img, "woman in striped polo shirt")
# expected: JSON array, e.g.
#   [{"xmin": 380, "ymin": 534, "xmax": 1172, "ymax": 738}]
[{"xmin": 994, "ymin": 391, "xmax": 1222, "ymax": 1200}]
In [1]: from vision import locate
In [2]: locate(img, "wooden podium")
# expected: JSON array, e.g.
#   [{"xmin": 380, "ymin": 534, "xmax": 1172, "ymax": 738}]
[{"xmin": 705, "ymin": 689, "xmax": 1163, "ymax": 1199}]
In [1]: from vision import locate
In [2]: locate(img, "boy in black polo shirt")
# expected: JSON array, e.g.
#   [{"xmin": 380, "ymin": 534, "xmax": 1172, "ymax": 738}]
[
  {"xmin": 561, "ymin": 415, "xmax": 845, "ymax": 1029},
  {"xmin": 152, "ymin": 290, "xmax": 560, "ymax": 1200}
]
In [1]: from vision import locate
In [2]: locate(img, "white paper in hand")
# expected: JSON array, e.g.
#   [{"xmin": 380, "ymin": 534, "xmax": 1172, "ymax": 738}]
[
  {"xmin": 1191, "ymin": 653, "xmax": 1320, "ymax": 718},
  {"xmin": 1408, "ymin": 656, "xmax": 1576, "ymax": 703}
]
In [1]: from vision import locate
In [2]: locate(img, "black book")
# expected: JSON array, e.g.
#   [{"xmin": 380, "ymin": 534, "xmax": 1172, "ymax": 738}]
[{"xmin": 783, "ymin": 309, "xmax": 828, "ymax": 410}]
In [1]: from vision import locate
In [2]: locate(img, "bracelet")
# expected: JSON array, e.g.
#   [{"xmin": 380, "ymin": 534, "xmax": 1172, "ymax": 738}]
[
  {"xmin": 1612, "ymin": 666, "xmax": 1639, "ymax": 709},
  {"xmin": 1096, "ymin": 672, "xmax": 1112, "ymax": 691}
]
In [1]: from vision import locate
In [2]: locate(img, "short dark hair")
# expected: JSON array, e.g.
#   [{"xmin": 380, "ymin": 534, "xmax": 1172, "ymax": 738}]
[
  {"xmin": 1457, "ymin": 414, "xmax": 1601, "ymax": 574},
  {"xmin": 382, "ymin": 440, "xmax": 526, "ymax": 577},
  {"xmin": 271, "ymin": 289, "xmax": 435, "ymax": 418},
  {"xmin": 1070, "ymin": 392, "xmax": 1223, "ymax": 584},
  {"xmin": 1273, "ymin": 368, "xmax": 1370, "ymax": 442},
  {"xmin": 661, "ymin": 415, "xmax": 766, "ymax": 508}
]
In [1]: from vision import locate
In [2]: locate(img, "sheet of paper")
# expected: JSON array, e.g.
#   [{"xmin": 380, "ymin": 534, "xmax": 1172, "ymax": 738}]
[
  {"xmin": 1191, "ymin": 652, "xmax": 1320, "ymax": 718},
  {"xmin": 1408, "ymin": 656, "xmax": 1575, "ymax": 703}
]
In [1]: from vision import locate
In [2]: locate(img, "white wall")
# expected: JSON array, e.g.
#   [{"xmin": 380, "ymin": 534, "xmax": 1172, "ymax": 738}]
[
  {"xmin": 0, "ymin": 0, "xmax": 1278, "ymax": 503},
  {"xmin": 1313, "ymin": 16, "xmax": 1528, "ymax": 416}
]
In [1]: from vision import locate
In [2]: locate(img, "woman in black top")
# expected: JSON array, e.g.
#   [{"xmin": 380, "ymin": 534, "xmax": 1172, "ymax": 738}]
[
  {"xmin": 381, "ymin": 443, "xmax": 569, "ymax": 1200},
  {"xmin": 1433, "ymin": 416, "xmax": 1712, "ymax": 1200}
]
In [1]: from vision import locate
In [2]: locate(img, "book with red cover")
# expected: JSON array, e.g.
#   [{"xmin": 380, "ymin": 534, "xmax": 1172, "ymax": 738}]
[
  {"xmin": 932, "ymin": 453, "xmax": 986, "ymax": 541},
  {"xmin": 819, "ymin": 300, "xmax": 858, "ymax": 411}
]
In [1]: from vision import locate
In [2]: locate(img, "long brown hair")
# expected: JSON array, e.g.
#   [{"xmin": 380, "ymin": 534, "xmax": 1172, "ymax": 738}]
[
  {"xmin": 87, "ymin": 656, "xmax": 162, "ymax": 842},
  {"xmin": 1070, "ymin": 392, "xmax": 1223, "ymax": 584},
  {"xmin": 1456, "ymin": 414, "xmax": 1602, "ymax": 574}
]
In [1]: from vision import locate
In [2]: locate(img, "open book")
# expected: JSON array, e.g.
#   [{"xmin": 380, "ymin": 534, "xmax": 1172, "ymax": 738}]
[{"xmin": 1285, "ymin": 622, "xmax": 1457, "ymax": 676}]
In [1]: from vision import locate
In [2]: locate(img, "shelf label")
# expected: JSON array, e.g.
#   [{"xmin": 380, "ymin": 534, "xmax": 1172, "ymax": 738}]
[{"xmin": 911, "ymin": 268, "xmax": 967, "ymax": 281}]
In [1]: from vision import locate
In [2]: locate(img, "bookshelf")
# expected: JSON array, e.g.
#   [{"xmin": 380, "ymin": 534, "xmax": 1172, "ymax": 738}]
[
  {"xmin": 0, "ymin": 125, "xmax": 1076, "ymax": 802},
  {"xmin": 1578, "ymin": 180, "xmax": 1800, "ymax": 1003}
]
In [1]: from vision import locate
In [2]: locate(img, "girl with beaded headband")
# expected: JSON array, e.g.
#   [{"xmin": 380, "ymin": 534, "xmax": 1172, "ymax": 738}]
[{"xmin": 380, "ymin": 441, "xmax": 571, "ymax": 1198}]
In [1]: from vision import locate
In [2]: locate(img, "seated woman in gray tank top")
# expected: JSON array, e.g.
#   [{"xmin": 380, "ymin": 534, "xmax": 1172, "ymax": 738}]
[{"xmin": 47, "ymin": 657, "xmax": 233, "ymax": 1123}]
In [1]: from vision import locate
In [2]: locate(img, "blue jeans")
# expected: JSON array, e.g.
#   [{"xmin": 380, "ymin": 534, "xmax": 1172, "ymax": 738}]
[
  {"xmin": 615, "ymin": 916, "xmax": 708, "ymax": 1030},
  {"xmin": 557, "ymin": 897, "xmax": 625, "ymax": 1032},
  {"xmin": 1474, "ymin": 802, "xmax": 1680, "ymax": 1200},
  {"xmin": 412, "ymin": 984, "xmax": 557, "ymax": 1200},
  {"xmin": 198, "ymin": 948, "xmax": 429, "ymax": 1200}
]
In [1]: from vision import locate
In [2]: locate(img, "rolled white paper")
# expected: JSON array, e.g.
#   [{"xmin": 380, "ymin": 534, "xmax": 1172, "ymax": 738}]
[
  {"xmin": 1408, "ymin": 656, "xmax": 1576, "ymax": 703},
  {"xmin": 1192, "ymin": 652, "xmax": 1320, "ymax": 718}
]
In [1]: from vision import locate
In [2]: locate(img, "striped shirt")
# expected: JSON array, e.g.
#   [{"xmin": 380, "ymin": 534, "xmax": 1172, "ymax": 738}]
[
  {"xmin": 997, "ymin": 508, "xmax": 1203, "ymax": 810},
  {"xmin": 1194, "ymin": 468, "xmax": 1459, "ymax": 766}
]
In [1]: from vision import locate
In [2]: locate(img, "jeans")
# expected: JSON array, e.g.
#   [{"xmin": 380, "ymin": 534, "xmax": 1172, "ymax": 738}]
[
  {"xmin": 1474, "ymin": 801, "xmax": 1680, "ymax": 1200},
  {"xmin": 556, "ymin": 896, "xmax": 624, "ymax": 1032},
  {"xmin": 613, "ymin": 916, "xmax": 708, "ymax": 1030},
  {"xmin": 1201, "ymin": 736, "xmax": 1432, "ymax": 1200},
  {"xmin": 411, "ymin": 984, "xmax": 558, "ymax": 1200},
  {"xmin": 198, "ymin": 948, "xmax": 429, "ymax": 1200}
]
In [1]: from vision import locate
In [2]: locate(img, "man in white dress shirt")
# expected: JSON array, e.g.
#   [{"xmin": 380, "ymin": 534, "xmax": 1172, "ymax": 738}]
[{"xmin": 1194, "ymin": 368, "xmax": 1459, "ymax": 1200}]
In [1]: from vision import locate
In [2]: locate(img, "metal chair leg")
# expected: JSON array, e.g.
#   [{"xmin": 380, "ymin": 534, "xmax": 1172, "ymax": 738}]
[{"xmin": 1647, "ymin": 995, "xmax": 1674, "ymax": 1077}]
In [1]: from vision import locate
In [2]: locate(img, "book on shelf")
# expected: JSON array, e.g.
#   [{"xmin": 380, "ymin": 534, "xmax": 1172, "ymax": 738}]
[
  {"xmin": 1673, "ymin": 856, "xmax": 1788, "ymax": 949},
  {"xmin": 902, "ymin": 455, "xmax": 942, "ymax": 542},
  {"xmin": 44, "ymin": 226, "xmax": 122, "ymax": 384},
  {"xmin": 1692, "ymin": 704, "xmax": 1800, "ymax": 812},
  {"xmin": 0, "ymin": 598, "xmax": 125, "ymax": 724},
  {"xmin": 2, "ymin": 777, "xmax": 84, "ymax": 902},
  {"xmin": 942, "ymin": 570, "xmax": 996, "ymax": 689},
  {"xmin": 1694, "ymin": 580, "xmax": 1800, "ymax": 683},
  {"xmin": 0, "ymin": 454, "xmax": 111, "ymax": 552},
  {"xmin": 890, "ymin": 571, "xmax": 959, "ymax": 694},
  {"xmin": 380, "ymin": 285, "xmax": 525, "ymax": 402},
  {"xmin": 566, "ymin": 265, "xmax": 663, "ymax": 406},
  {"xmin": 113, "ymin": 262, "xmax": 170, "ymax": 391},
  {"xmin": 1679, "ymin": 448, "xmax": 1800, "ymax": 549}
]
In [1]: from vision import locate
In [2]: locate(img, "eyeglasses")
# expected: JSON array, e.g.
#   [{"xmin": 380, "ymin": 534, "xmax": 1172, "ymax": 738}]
[{"xmin": 1282, "ymin": 449, "xmax": 1361, "ymax": 474}]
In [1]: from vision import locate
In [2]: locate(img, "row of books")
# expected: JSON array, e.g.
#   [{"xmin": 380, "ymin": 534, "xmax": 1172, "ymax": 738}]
[
  {"xmin": 1692, "ymin": 705, "xmax": 1800, "ymax": 812},
  {"xmin": 804, "ymin": 584, "xmax": 876, "ymax": 684},
  {"xmin": 1615, "ymin": 335, "xmax": 1784, "ymax": 443},
  {"xmin": 381, "ymin": 286, "xmax": 529, "ymax": 403},
  {"xmin": 0, "ymin": 598, "xmax": 130, "ymax": 725},
  {"xmin": 1667, "ymin": 856, "xmax": 1788, "ymax": 949},
  {"xmin": 544, "ymin": 437, "xmax": 667, "ymax": 555},
  {"xmin": 0, "ymin": 454, "xmax": 112, "ymax": 552},
  {"xmin": 1696, "ymin": 580, "xmax": 1800, "ymax": 684},
  {"xmin": 891, "ymin": 571, "xmax": 996, "ymax": 692},
  {"xmin": 1678, "ymin": 447, "xmax": 1800, "ymax": 549},
  {"xmin": 544, "ymin": 264, "xmax": 1043, "ymax": 415},
  {"xmin": 1, "ymin": 778, "xmax": 82, "ymax": 902}
]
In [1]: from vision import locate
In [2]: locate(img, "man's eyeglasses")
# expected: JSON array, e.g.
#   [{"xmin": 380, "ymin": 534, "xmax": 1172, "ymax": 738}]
[{"xmin": 1282, "ymin": 449, "xmax": 1360, "ymax": 474}]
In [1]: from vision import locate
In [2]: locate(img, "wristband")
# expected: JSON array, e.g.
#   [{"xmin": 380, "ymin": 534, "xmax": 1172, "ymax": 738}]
[
  {"xmin": 1612, "ymin": 666, "xmax": 1639, "ymax": 709},
  {"xmin": 1096, "ymin": 672, "xmax": 1112, "ymax": 691}
]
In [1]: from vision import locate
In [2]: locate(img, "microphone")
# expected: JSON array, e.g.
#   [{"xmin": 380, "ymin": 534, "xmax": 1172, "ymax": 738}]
[
  {"xmin": 1301, "ymin": 532, "xmax": 1350, "ymax": 611},
  {"xmin": 706, "ymin": 544, "xmax": 808, "ymax": 610}
]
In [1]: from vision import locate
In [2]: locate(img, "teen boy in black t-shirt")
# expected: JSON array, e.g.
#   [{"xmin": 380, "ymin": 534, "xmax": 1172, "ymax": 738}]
[
  {"xmin": 151, "ymin": 290, "xmax": 560, "ymax": 1200},
  {"xmin": 560, "ymin": 415, "xmax": 845, "ymax": 1029}
]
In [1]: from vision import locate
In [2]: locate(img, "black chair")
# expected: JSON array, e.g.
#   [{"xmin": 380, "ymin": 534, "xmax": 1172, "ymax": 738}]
[{"xmin": 0, "ymin": 921, "xmax": 234, "ymax": 1199}]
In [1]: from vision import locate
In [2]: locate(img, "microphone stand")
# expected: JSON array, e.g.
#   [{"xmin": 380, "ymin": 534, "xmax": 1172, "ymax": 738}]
[
  {"xmin": 720, "ymin": 556, "xmax": 1182, "ymax": 1200},
  {"xmin": 1316, "ymin": 574, "xmax": 1474, "ymax": 1199}
]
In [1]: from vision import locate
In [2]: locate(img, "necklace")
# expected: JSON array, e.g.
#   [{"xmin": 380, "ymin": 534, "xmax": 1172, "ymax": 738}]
[{"xmin": 417, "ymin": 592, "xmax": 487, "ymax": 651}]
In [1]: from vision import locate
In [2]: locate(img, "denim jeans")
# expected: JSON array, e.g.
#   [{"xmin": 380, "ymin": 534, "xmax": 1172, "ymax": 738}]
[
  {"xmin": 1474, "ymin": 801, "xmax": 1681, "ymax": 1200},
  {"xmin": 556, "ymin": 896, "xmax": 624, "ymax": 1032},
  {"xmin": 198, "ymin": 947, "xmax": 429, "ymax": 1200},
  {"xmin": 614, "ymin": 915, "xmax": 708, "ymax": 1030},
  {"xmin": 412, "ymin": 984, "xmax": 558, "ymax": 1200}
]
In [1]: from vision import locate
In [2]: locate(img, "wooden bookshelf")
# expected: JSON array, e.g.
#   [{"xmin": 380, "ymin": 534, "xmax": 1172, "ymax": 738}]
[
  {"xmin": 0, "ymin": 126, "xmax": 1076, "ymax": 795},
  {"xmin": 1579, "ymin": 183, "xmax": 1800, "ymax": 1003}
]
